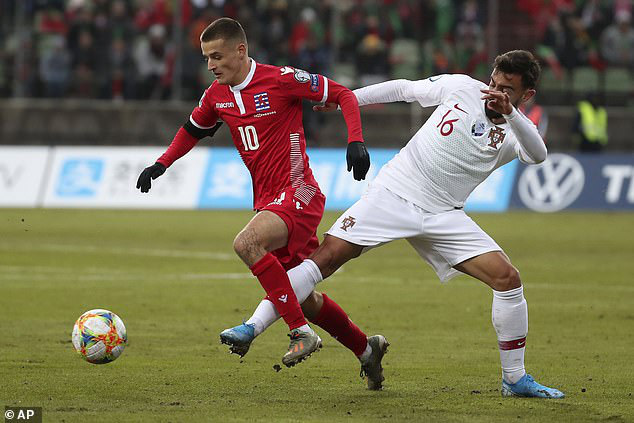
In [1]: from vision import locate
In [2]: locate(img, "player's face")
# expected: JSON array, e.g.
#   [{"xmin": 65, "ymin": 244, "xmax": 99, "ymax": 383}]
[
  {"xmin": 485, "ymin": 70, "xmax": 534, "ymax": 120},
  {"xmin": 201, "ymin": 38, "xmax": 247, "ymax": 86}
]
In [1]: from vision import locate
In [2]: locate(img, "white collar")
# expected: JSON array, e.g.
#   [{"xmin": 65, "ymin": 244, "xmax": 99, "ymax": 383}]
[{"xmin": 230, "ymin": 59, "xmax": 256, "ymax": 92}]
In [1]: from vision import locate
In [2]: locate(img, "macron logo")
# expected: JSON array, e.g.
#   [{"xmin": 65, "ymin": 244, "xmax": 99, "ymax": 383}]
[
  {"xmin": 215, "ymin": 102, "xmax": 234, "ymax": 109},
  {"xmin": 278, "ymin": 294, "xmax": 288, "ymax": 303}
]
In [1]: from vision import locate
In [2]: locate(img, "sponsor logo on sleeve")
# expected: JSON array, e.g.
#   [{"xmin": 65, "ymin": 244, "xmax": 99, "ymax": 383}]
[{"xmin": 310, "ymin": 74, "xmax": 320, "ymax": 92}]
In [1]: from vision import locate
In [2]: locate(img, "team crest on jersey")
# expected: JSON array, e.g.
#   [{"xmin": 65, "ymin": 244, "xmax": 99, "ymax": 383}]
[
  {"xmin": 487, "ymin": 126, "xmax": 506, "ymax": 149},
  {"xmin": 471, "ymin": 120, "xmax": 487, "ymax": 137},
  {"xmin": 254, "ymin": 92, "xmax": 270, "ymax": 111}
]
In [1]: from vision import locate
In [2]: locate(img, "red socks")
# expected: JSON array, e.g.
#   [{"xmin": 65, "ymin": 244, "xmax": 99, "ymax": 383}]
[
  {"xmin": 250, "ymin": 253, "xmax": 306, "ymax": 330},
  {"xmin": 310, "ymin": 293, "xmax": 367, "ymax": 357}
]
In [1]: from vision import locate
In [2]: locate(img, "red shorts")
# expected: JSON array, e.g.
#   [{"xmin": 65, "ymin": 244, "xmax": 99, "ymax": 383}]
[{"xmin": 260, "ymin": 185, "xmax": 325, "ymax": 271}]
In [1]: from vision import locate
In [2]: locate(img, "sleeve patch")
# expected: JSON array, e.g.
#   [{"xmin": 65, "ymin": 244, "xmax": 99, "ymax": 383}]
[
  {"xmin": 294, "ymin": 69, "xmax": 311, "ymax": 83},
  {"xmin": 310, "ymin": 74, "xmax": 320, "ymax": 92}
]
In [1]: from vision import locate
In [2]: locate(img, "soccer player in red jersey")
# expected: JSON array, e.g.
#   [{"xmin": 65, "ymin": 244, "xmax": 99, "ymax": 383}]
[{"xmin": 136, "ymin": 18, "xmax": 382, "ymax": 373}]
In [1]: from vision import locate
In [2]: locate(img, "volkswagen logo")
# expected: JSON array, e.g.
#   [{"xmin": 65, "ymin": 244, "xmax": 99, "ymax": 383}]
[{"xmin": 518, "ymin": 153, "xmax": 585, "ymax": 212}]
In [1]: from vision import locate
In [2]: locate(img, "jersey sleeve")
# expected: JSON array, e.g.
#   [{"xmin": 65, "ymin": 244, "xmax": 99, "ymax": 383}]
[
  {"xmin": 189, "ymin": 84, "xmax": 220, "ymax": 130},
  {"xmin": 410, "ymin": 74, "xmax": 483, "ymax": 107},
  {"xmin": 277, "ymin": 66, "xmax": 364, "ymax": 143},
  {"xmin": 155, "ymin": 85, "xmax": 220, "ymax": 168},
  {"xmin": 506, "ymin": 108, "xmax": 547, "ymax": 164},
  {"xmin": 352, "ymin": 74, "xmax": 482, "ymax": 108},
  {"xmin": 276, "ymin": 66, "xmax": 330, "ymax": 103}
]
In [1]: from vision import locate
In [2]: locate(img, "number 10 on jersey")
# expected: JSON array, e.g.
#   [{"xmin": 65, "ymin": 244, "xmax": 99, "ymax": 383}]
[{"xmin": 238, "ymin": 125, "xmax": 260, "ymax": 151}]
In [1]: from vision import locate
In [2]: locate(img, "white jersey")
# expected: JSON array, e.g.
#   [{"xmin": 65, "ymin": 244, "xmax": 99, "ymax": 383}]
[{"xmin": 353, "ymin": 75, "xmax": 546, "ymax": 213}]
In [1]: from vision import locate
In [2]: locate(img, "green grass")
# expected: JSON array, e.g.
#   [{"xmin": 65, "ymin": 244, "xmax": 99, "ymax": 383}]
[{"xmin": 0, "ymin": 209, "xmax": 633, "ymax": 422}]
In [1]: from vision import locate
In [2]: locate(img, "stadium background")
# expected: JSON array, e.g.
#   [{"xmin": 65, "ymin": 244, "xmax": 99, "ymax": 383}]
[
  {"xmin": 0, "ymin": 0, "xmax": 633, "ymax": 150},
  {"xmin": 1, "ymin": 0, "xmax": 633, "ymax": 212},
  {"xmin": 1, "ymin": 2, "xmax": 634, "ymax": 422}
]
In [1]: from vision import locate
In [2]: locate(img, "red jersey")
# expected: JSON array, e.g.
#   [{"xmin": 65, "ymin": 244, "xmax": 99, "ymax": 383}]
[{"xmin": 163, "ymin": 59, "xmax": 363, "ymax": 210}]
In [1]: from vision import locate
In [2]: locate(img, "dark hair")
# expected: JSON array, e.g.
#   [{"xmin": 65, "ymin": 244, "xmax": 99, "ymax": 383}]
[
  {"xmin": 493, "ymin": 50, "xmax": 541, "ymax": 90},
  {"xmin": 200, "ymin": 17, "xmax": 247, "ymax": 44}
]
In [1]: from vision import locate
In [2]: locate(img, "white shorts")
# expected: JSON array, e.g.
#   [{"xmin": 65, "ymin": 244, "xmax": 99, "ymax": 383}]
[{"xmin": 326, "ymin": 183, "xmax": 502, "ymax": 282}]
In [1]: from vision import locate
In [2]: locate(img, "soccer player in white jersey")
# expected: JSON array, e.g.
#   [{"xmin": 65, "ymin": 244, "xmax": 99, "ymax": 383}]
[{"xmin": 220, "ymin": 50, "xmax": 564, "ymax": 398}]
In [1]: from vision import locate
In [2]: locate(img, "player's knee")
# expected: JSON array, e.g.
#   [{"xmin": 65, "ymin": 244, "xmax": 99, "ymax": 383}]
[
  {"xmin": 232, "ymin": 229, "xmax": 260, "ymax": 264},
  {"xmin": 232, "ymin": 233, "xmax": 246, "ymax": 258},
  {"xmin": 493, "ymin": 265, "xmax": 521, "ymax": 291}
]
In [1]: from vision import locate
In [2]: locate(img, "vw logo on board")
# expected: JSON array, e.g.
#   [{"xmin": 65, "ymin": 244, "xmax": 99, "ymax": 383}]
[{"xmin": 518, "ymin": 153, "xmax": 585, "ymax": 212}]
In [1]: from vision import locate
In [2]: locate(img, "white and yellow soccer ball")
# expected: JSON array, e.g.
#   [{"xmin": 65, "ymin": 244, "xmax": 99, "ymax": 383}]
[{"xmin": 72, "ymin": 309, "xmax": 127, "ymax": 364}]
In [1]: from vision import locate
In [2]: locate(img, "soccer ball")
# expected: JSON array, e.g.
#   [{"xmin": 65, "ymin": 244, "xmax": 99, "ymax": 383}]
[{"xmin": 72, "ymin": 309, "xmax": 127, "ymax": 364}]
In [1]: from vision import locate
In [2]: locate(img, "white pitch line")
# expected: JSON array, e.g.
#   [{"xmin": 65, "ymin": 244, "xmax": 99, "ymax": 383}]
[
  {"xmin": 0, "ymin": 243, "xmax": 235, "ymax": 260},
  {"xmin": 0, "ymin": 266, "xmax": 252, "ymax": 282},
  {"xmin": 181, "ymin": 273, "xmax": 253, "ymax": 280}
]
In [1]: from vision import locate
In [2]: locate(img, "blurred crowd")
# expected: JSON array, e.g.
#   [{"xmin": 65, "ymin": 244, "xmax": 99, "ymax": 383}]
[
  {"xmin": 528, "ymin": 0, "xmax": 634, "ymax": 76},
  {"xmin": 0, "ymin": 0, "xmax": 490, "ymax": 100},
  {"xmin": 0, "ymin": 0, "xmax": 632, "ymax": 101}
]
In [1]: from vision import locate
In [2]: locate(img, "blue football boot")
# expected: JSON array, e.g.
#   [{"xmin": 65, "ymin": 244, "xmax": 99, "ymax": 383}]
[
  {"xmin": 502, "ymin": 374, "xmax": 565, "ymax": 398},
  {"xmin": 219, "ymin": 323, "xmax": 255, "ymax": 357}
]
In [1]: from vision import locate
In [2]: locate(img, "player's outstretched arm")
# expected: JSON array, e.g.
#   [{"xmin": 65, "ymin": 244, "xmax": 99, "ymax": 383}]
[
  {"xmin": 352, "ymin": 79, "xmax": 419, "ymax": 106},
  {"xmin": 136, "ymin": 120, "xmax": 222, "ymax": 192},
  {"xmin": 327, "ymin": 80, "xmax": 370, "ymax": 180}
]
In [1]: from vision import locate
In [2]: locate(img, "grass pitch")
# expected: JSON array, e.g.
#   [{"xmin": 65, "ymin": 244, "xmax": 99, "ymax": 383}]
[{"xmin": 0, "ymin": 209, "xmax": 633, "ymax": 422}]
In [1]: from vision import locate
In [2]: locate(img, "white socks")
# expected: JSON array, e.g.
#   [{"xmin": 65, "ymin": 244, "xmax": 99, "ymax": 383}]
[
  {"xmin": 246, "ymin": 259, "xmax": 323, "ymax": 336},
  {"xmin": 358, "ymin": 343, "xmax": 372, "ymax": 362},
  {"xmin": 492, "ymin": 285, "xmax": 528, "ymax": 385}
]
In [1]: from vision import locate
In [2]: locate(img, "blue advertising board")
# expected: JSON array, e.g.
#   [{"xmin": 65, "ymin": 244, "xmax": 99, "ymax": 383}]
[
  {"xmin": 198, "ymin": 147, "xmax": 398, "ymax": 210},
  {"xmin": 196, "ymin": 147, "xmax": 518, "ymax": 212},
  {"xmin": 510, "ymin": 153, "xmax": 634, "ymax": 211}
]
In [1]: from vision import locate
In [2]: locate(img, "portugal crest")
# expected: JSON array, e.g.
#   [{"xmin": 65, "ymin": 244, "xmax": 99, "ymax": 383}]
[{"xmin": 487, "ymin": 126, "xmax": 506, "ymax": 149}]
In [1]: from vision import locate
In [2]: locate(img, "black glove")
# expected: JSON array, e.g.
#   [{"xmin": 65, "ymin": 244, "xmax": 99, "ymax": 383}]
[
  {"xmin": 136, "ymin": 162, "xmax": 166, "ymax": 193},
  {"xmin": 346, "ymin": 141, "xmax": 370, "ymax": 181}
]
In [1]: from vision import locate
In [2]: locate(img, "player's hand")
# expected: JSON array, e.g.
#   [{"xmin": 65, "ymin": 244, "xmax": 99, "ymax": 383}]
[
  {"xmin": 312, "ymin": 102, "xmax": 338, "ymax": 112},
  {"xmin": 136, "ymin": 162, "xmax": 166, "ymax": 193},
  {"xmin": 481, "ymin": 89, "xmax": 513, "ymax": 115},
  {"xmin": 346, "ymin": 141, "xmax": 370, "ymax": 181}
]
